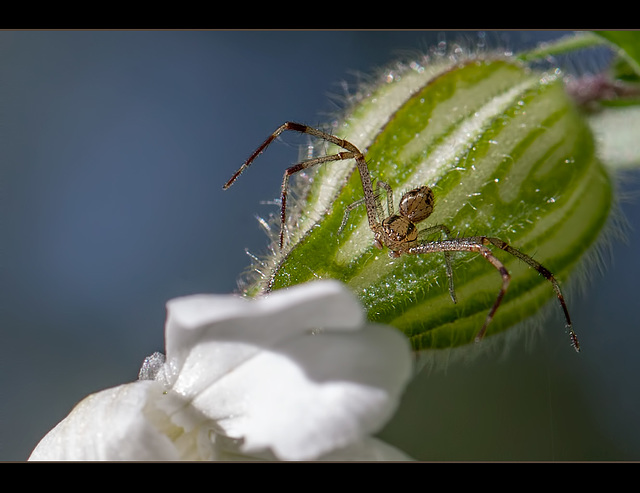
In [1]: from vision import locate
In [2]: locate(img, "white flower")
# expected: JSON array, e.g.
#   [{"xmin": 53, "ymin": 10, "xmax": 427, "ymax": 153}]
[{"xmin": 29, "ymin": 280, "xmax": 413, "ymax": 461}]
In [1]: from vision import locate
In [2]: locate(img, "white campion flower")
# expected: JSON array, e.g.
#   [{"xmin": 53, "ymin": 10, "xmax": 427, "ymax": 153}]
[{"xmin": 29, "ymin": 280, "xmax": 413, "ymax": 461}]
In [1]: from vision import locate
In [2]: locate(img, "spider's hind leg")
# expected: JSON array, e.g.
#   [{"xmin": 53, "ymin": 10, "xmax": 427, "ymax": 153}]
[
  {"xmin": 465, "ymin": 236, "xmax": 580, "ymax": 352},
  {"xmin": 408, "ymin": 238, "xmax": 510, "ymax": 342},
  {"xmin": 473, "ymin": 236, "xmax": 579, "ymax": 352}
]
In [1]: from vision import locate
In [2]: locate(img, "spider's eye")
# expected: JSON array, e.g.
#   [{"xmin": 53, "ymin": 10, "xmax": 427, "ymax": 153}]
[{"xmin": 398, "ymin": 186, "xmax": 434, "ymax": 223}]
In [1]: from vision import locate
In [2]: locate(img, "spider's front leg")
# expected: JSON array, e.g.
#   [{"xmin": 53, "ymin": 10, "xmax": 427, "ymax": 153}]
[
  {"xmin": 278, "ymin": 152, "xmax": 358, "ymax": 249},
  {"xmin": 222, "ymin": 122, "xmax": 367, "ymax": 250}
]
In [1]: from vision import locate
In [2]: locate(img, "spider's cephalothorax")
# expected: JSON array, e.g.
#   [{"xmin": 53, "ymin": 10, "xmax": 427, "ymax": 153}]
[
  {"xmin": 378, "ymin": 214, "xmax": 418, "ymax": 252},
  {"xmin": 374, "ymin": 186, "xmax": 434, "ymax": 256},
  {"xmin": 223, "ymin": 122, "xmax": 580, "ymax": 352}
]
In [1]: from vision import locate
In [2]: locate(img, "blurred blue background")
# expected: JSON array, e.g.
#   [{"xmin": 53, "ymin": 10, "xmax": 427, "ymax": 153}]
[{"xmin": 3, "ymin": 31, "xmax": 639, "ymax": 461}]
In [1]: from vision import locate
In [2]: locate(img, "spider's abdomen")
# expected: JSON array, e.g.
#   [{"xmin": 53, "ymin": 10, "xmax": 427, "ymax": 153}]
[
  {"xmin": 399, "ymin": 186, "xmax": 434, "ymax": 223},
  {"xmin": 381, "ymin": 215, "xmax": 417, "ymax": 251}
]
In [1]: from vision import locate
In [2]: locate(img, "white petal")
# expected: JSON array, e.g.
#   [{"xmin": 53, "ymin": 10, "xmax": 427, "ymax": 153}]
[
  {"xmin": 163, "ymin": 280, "xmax": 365, "ymax": 396},
  {"xmin": 161, "ymin": 280, "xmax": 412, "ymax": 460},
  {"xmin": 30, "ymin": 280, "xmax": 413, "ymax": 461},
  {"xmin": 29, "ymin": 381, "xmax": 179, "ymax": 461},
  {"xmin": 213, "ymin": 325, "xmax": 412, "ymax": 460}
]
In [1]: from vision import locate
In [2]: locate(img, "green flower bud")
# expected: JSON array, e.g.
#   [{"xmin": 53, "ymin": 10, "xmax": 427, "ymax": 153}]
[{"xmin": 233, "ymin": 57, "xmax": 612, "ymax": 352}]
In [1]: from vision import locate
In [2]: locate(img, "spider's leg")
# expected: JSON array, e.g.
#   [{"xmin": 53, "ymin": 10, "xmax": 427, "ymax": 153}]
[
  {"xmin": 279, "ymin": 152, "xmax": 358, "ymax": 249},
  {"xmin": 476, "ymin": 236, "xmax": 579, "ymax": 352},
  {"xmin": 417, "ymin": 225, "xmax": 458, "ymax": 304},
  {"xmin": 300, "ymin": 125, "xmax": 382, "ymax": 233},
  {"xmin": 409, "ymin": 236, "xmax": 578, "ymax": 351},
  {"xmin": 223, "ymin": 122, "xmax": 357, "ymax": 189},
  {"xmin": 338, "ymin": 182, "xmax": 391, "ymax": 236},
  {"xmin": 408, "ymin": 239, "xmax": 510, "ymax": 343},
  {"xmin": 473, "ymin": 245, "xmax": 511, "ymax": 342},
  {"xmin": 223, "ymin": 122, "xmax": 290, "ymax": 190},
  {"xmin": 223, "ymin": 121, "xmax": 381, "ymax": 248},
  {"xmin": 376, "ymin": 181, "xmax": 395, "ymax": 217},
  {"xmin": 338, "ymin": 197, "xmax": 366, "ymax": 236}
]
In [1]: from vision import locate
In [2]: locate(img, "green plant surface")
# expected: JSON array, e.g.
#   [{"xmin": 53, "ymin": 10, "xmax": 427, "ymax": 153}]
[{"xmin": 244, "ymin": 58, "xmax": 612, "ymax": 352}]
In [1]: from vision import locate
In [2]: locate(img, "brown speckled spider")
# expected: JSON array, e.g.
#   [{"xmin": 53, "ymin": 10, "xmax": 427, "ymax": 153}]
[{"xmin": 223, "ymin": 122, "xmax": 579, "ymax": 351}]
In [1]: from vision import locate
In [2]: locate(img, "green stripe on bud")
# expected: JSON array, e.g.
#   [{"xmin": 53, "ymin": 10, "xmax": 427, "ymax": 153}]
[{"xmin": 244, "ymin": 58, "xmax": 612, "ymax": 351}]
